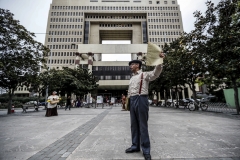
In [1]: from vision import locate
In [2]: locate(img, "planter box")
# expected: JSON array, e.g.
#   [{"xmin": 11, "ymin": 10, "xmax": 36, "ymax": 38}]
[{"xmin": 223, "ymin": 88, "xmax": 240, "ymax": 108}]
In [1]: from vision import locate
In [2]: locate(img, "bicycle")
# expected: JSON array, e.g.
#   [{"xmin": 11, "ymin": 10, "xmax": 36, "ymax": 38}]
[{"xmin": 187, "ymin": 99, "xmax": 208, "ymax": 111}]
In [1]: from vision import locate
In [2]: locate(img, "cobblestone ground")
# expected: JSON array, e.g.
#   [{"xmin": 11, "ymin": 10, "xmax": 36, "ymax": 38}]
[{"xmin": 0, "ymin": 104, "xmax": 240, "ymax": 160}]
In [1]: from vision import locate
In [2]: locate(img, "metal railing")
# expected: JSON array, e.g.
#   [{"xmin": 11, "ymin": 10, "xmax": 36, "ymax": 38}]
[
  {"xmin": 205, "ymin": 102, "xmax": 237, "ymax": 113},
  {"xmin": 155, "ymin": 101, "xmax": 237, "ymax": 114}
]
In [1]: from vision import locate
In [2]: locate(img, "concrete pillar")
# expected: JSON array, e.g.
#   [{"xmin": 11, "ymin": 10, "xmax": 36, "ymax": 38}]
[
  {"xmin": 170, "ymin": 89, "xmax": 172, "ymax": 99},
  {"xmin": 137, "ymin": 52, "xmax": 143, "ymax": 60},
  {"xmin": 88, "ymin": 52, "xmax": 93, "ymax": 73},
  {"xmin": 75, "ymin": 52, "xmax": 80, "ymax": 68},
  {"xmin": 153, "ymin": 92, "xmax": 157, "ymax": 104},
  {"xmin": 158, "ymin": 92, "xmax": 161, "ymax": 101}
]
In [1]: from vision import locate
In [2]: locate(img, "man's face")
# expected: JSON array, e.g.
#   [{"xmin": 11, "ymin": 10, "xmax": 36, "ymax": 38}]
[{"xmin": 129, "ymin": 63, "xmax": 139, "ymax": 72}]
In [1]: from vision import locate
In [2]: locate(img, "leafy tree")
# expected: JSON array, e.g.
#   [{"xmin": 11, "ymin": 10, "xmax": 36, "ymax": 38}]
[
  {"xmin": 162, "ymin": 40, "xmax": 190, "ymax": 107},
  {"xmin": 193, "ymin": 0, "xmax": 240, "ymax": 114},
  {"xmin": 28, "ymin": 71, "xmax": 50, "ymax": 106},
  {"xmin": 0, "ymin": 9, "xmax": 50, "ymax": 114},
  {"xmin": 61, "ymin": 67, "xmax": 98, "ymax": 96},
  {"xmin": 162, "ymin": 33, "xmax": 208, "ymax": 110},
  {"xmin": 42, "ymin": 67, "xmax": 98, "ymax": 98}
]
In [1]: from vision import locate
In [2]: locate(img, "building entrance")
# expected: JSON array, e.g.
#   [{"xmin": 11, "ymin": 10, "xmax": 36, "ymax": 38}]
[{"xmin": 97, "ymin": 89, "xmax": 127, "ymax": 103}]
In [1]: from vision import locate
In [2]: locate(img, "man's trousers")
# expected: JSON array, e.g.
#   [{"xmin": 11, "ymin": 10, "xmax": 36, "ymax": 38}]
[{"xmin": 129, "ymin": 95, "xmax": 150, "ymax": 154}]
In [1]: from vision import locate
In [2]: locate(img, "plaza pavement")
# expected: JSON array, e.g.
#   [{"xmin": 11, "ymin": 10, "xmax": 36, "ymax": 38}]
[{"xmin": 0, "ymin": 104, "xmax": 240, "ymax": 160}]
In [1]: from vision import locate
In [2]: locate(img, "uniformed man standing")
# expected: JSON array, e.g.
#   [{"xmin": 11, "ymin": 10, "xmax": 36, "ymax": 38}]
[{"xmin": 125, "ymin": 52, "xmax": 165, "ymax": 160}]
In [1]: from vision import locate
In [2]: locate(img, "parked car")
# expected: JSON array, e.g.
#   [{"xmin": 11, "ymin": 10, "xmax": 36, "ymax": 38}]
[
  {"xmin": 191, "ymin": 92, "xmax": 209, "ymax": 99},
  {"xmin": 202, "ymin": 95, "xmax": 217, "ymax": 102}
]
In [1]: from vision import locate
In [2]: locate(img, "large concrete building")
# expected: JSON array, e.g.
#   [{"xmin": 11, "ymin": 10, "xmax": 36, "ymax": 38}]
[{"xmin": 43, "ymin": 0, "xmax": 185, "ymax": 99}]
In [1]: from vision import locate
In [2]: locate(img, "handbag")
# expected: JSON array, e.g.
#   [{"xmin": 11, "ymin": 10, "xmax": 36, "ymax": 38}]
[
  {"xmin": 126, "ymin": 73, "xmax": 143, "ymax": 111},
  {"xmin": 50, "ymin": 100, "xmax": 59, "ymax": 105}
]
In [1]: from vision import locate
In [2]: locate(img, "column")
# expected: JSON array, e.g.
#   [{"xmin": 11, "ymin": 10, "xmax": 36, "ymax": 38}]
[
  {"xmin": 75, "ymin": 52, "xmax": 80, "ymax": 68},
  {"xmin": 137, "ymin": 52, "xmax": 143, "ymax": 60},
  {"xmin": 88, "ymin": 52, "xmax": 93, "ymax": 73},
  {"xmin": 158, "ymin": 92, "xmax": 161, "ymax": 101}
]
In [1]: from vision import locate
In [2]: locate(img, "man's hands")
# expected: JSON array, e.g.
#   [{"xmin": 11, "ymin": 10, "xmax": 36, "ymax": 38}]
[{"xmin": 159, "ymin": 52, "xmax": 165, "ymax": 59}]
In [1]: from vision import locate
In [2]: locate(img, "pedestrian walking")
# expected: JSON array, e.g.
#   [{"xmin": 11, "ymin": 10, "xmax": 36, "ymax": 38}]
[
  {"xmin": 125, "ymin": 52, "xmax": 165, "ymax": 160},
  {"xmin": 45, "ymin": 91, "xmax": 60, "ymax": 117},
  {"xmin": 76, "ymin": 97, "xmax": 81, "ymax": 108},
  {"xmin": 121, "ymin": 94, "xmax": 126, "ymax": 111},
  {"xmin": 65, "ymin": 96, "xmax": 71, "ymax": 110}
]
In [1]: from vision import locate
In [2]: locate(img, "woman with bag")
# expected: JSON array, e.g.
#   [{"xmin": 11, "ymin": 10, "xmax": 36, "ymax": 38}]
[{"xmin": 45, "ymin": 91, "xmax": 60, "ymax": 117}]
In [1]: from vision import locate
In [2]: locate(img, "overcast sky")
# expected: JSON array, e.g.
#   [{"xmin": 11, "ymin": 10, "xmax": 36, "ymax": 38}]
[{"xmin": 0, "ymin": 0, "xmax": 221, "ymax": 61}]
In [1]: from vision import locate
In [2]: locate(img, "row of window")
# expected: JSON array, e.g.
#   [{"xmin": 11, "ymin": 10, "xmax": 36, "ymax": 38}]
[
  {"xmin": 148, "ymin": 12, "xmax": 178, "ymax": 16},
  {"xmin": 149, "ymin": 1, "xmax": 175, "ymax": 5},
  {"xmin": 51, "ymin": 6, "xmax": 178, "ymax": 11},
  {"xmin": 93, "ymin": 66, "xmax": 130, "ymax": 71},
  {"xmin": 50, "ymin": 18, "xmax": 83, "ymax": 23},
  {"xmin": 149, "ymin": 24, "xmax": 181, "ymax": 29},
  {"xmin": 84, "ymin": 13, "xmax": 178, "ymax": 20},
  {"xmin": 99, "ymin": 24, "xmax": 133, "ymax": 27},
  {"xmin": 48, "ymin": 59, "xmax": 75, "ymax": 65},
  {"xmin": 149, "ymin": 31, "xmax": 181, "ymax": 36},
  {"xmin": 47, "ymin": 44, "xmax": 79, "ymax": 50},
  {"xmin": 48, "ymin": 52, "xmax": 75, "ymax": 57},
  {"xmin": 149, "ymin": 37, "xmax": 177, "ymax": 43},
  {"xmin": 49, "ymin": 24, "xmax": 83, "ymax": 29},
  {"xmin": 50, "ymin": 14, "xmax": 178, "ymax": 24},
  {"xmin": 48, "ymin": 36, "xmax": 83, "ymax": 43},
  {"xmin": 51, "ymin": 11, "xmax": 178, "ymax": 18},
  {"xmin": 51, "ymin": 12, "xmax": 84, "ymax": 16},
  {"xmin": 149, "ymin": 18, "xmax": 180, "ymax": 23},
  {"xmin": 86, "ymin": 15, "xmax": 146, "ymax": 19},
  {"xmin": 97, "ymin": 75, "xmax": 131, "ymax": 80},
  {"xmin": 48, "ymin": 31, "xmax": 83, "ymax": 36}
]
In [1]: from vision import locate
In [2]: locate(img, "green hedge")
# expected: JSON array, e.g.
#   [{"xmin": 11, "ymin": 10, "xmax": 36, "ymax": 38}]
[
  {"xmin": 0, "ymin": 96, "xmax": 46, "ymax": 109},
  {"xmin": 0, "ymin": 95, "xmax": 67, "ymax": 109}
]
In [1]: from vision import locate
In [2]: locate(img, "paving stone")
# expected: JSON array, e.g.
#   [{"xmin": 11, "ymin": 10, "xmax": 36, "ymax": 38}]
[
  {"xmin": 0, "ymin": 106, "xmax": 239, "ymax": 160},
  {"xmin": 57, "ymin": 149, "xmax": 67, "ymax": 154},
  {"xmin": 61, "ymin": 152, "xmax": 71, "ymax": 157},
  {"xmin": 49, "ymin": 154, "xmax": 62, "ymax": 160}
]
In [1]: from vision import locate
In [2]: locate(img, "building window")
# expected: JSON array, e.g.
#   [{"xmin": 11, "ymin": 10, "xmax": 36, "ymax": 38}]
[
  {"xmin": 164, "ymin": 1, "xmax": 167, "ymax": 4},
  {"xmin": 172, "ymin": 1, "xmax": 175, "ymax": 4},
  {"xmin": 157, "ymin": 1, "xmax": 160, "ymax": 4},
  {"xmin": 149, "ymin": 1, "xmax": 152, "ymax": 4}
]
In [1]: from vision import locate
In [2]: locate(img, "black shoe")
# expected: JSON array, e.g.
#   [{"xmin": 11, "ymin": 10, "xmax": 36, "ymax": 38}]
[
  {"xmin": 125, "ymin": 148, "xmax": 140, "ymax": 153},
  {"xmin": 143, "ymin": 154, "xmax": 151, "ymax": 160}
]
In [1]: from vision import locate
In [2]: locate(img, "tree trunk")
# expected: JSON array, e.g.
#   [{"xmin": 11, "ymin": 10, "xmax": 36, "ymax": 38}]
[
  {"xmin": 232, "ymin": 79, "xmax": 240, "ymax": 115},
  {"xmin": 175, "ymin": 85, "xmax": 179, "ymax": 108},
  {"xmin": 191, "ymin": 81, "xmax": 199, "ymax": 110},
  {"xmin": 7, "ymin": 89, "xmax": 14, "ymax": 114},
  {"xmin": 164, "ymin": 90, "xmax": 167, "ymax": 107},
  {"xmin": 37, "ymin": 93, "xmax": 41, "ymax": 107}
]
